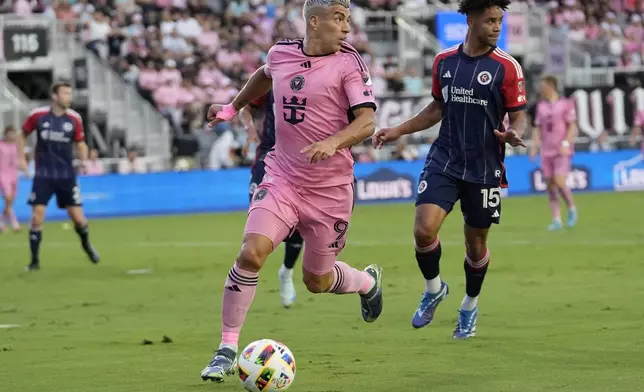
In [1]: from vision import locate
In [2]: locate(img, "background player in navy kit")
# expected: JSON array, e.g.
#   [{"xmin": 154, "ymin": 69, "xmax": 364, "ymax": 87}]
[
  {"xmin": 238, "ymin": 90, "xmax": 303, "ymax": 308},
  {"xmin": 374, "ymin": 0, "xmax": 526, "ymax": 339},
  {"xmin": 18, "ymin": 82, "xmax": 100, "ymax": 271}
]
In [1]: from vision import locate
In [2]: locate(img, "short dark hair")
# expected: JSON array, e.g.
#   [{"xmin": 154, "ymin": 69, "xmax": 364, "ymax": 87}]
[
  {"xmin": 51, "ymin": 81, "xmax": 72, "ymax": 95},
  {"xmin": 541, "ymin": 75, "xmax": 558, "ymax": 90},
  {"xmin": 458, "ymin": 0, "xmax": 511, "ymax": 15},
  {"xmin": 4, "ymin": 125, "xmax": 16, "ymax": 133}
]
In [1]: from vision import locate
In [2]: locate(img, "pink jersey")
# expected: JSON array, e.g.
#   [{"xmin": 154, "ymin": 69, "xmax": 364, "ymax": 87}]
[
  {"xmin": 263, "ymin": 39, "xmax": 376, "ymax": 188},
  {"xmin": 0, "ymin": 140, "xmax": 18, "ymax": 178},
  {"xmin": 534, "ymin": 98, "xmax": 576, "ymax": 158}
]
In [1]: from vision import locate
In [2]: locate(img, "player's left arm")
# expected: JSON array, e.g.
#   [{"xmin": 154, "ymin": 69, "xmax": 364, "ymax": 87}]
[
  {"xmin": 326, "ymin": 54, "xmax": 377, "ymax": 149},
  {"xmin": 301, "ymin": 54, "xmax": 377, "ymax": 163},
  {"xmin": 563, "ymin": 100, "xmax": 577, "ymax": 153},
  {"xmin": 72, "ymin": 114, "xmax": 89, "ymax": 164},
  {"xmin": 495, "ymin": 60, "xmax": 527, "ymax": 147},
  {"xmin": 326, "ymin": 106, "xmax": 376, "ymax": 150},
  {"xmin": 302, "ymin": 106, "xmax": 376, "ymax": 163}
]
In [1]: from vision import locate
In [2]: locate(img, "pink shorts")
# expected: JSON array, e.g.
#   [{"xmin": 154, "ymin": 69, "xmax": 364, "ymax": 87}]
[
  {"xmin": 244, "ymin": 174, "xmax": 354, "ymax": 275},
  {"xmin": 541, "ymin": 155, "xmax": 571, "ymax": 178},
  {"xmin": 0, "ymin": 176, "xmax": 17, "ymax": 198}
]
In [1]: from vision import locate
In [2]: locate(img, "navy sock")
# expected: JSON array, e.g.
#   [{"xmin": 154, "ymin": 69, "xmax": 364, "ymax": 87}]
[
  {"xmin": 29, "ymin": 229, "xmax": 42, "ymax": 264},
  {"xmin": 415, "ymin": 242, "xmax": 442, "ymax": 280},
  {"xmin": 283, "ymin": 231, "xmax": 303, "ymax": 270},
  {"xmin": 75, "ymin": 224, "xmax": 89, "ymax": 246}
]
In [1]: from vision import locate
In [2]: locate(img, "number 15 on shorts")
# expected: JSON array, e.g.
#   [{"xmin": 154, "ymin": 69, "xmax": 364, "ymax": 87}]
[{"xmin": 481, "ymin": 187, "xmax": 501, "ymax": 219}]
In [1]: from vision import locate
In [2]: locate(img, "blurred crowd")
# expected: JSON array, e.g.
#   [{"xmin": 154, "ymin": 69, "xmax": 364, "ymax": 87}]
[
  {"xmin": 6, "ymin": 0, "xmax": 430, "ymax": 169},
  {"xmin": 545, "ymin": 0, "xmax": 644, "ymax": 67},
  {"xmin": 4, "ymin": 0, "xmax": 644, "ymax": 173}
]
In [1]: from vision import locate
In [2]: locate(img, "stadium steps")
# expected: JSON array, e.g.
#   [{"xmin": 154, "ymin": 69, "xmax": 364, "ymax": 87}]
[{"xmin": 55, "ymin": 29, "xmax": 171, "ymax": 161}]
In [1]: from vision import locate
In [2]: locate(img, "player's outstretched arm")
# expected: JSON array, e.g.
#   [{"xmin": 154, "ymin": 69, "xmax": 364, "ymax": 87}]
[
  {"xmin": 495, "ymin": 110, "xmax": 527, "ymax": 148},
  {"xmin": 76, "ymin": 141, "xmax": 89, "ymax": 161},
  {"xmin": 373, "ymin": 100, "xmax": 444, "ymax": 149},
  {"xmin": 301, "ymin": 107, "xmax": 376, "ymax": 164},
  {"xmin": 231, "ymin": 66, "xmax": 272, "ymax": 111},
  {"xmin": 206, "ymin": 66, "xmax": 272, "ymax": 127}
]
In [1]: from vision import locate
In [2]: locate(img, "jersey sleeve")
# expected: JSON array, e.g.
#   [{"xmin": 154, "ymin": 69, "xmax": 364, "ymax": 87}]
[
  {"xmin": 22, "ymin": 112, "xmax": 40, "ymax": 135},
  {"xmin": 500, "ymin": 60, "xmax": 527, "ymax": 112},
  {"xmin": 431, "ymin": 55, "xmax": 443, "ymax": 102},
  {"xmin": 342, "ymin": 53, "xmax": 376, "ymax": 112},
  {"xmin": 71, "ymin": 114, "xmax": 85, "ymax": 142}
]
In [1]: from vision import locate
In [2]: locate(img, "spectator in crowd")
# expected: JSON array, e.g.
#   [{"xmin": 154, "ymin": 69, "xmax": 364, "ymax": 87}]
[
  {"xmin": 208, "ymin": 122, "xmax": 237, "ymax": 170},
  {"xmin": 589, "ymin": 131, "xmax": 616, "ymax": 152},
  {"xmin": 118, "ymin": 147, "xmax": 148, "ymax": 174},
  {"xmin": 84, "ymin": 148, "xmax": 106, "ymax": 176}
]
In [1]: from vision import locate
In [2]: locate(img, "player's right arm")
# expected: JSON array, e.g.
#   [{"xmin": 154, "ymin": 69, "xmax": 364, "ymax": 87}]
[
  {"xmin": 206, "ymin": 65, "xmax": 272, "ymax": 127},
  {"xmin": 373, "ymin": 100, "xmax": 444, "ymax": 149},
  {"xmin": 373, "ymin": 55, "xmax": 445, "ymax": 148},
  {"xmin": 18, "ymin": 109, "xmax": 40, "ymax": 171}
]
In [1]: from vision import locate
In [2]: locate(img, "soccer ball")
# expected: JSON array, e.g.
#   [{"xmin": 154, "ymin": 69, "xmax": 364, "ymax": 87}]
[{"xmin": 237, "ymin": 339, "xmax": 296, "ymax": 392}]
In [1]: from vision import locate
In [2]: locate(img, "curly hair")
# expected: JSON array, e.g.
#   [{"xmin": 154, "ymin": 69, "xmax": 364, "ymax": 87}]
[{"xmin": 457, "ymin": 0, "xmax": 511, "ymax": 15}]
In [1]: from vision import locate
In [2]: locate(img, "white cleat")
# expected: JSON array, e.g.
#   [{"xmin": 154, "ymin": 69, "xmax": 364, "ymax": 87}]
[{"xmin": 278, "ymin": 266, "xmax": 296, "ymax": 308}]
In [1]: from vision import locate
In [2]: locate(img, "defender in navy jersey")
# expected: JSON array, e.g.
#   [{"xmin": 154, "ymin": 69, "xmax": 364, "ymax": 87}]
[
  {"xmin": 19, "ymin": 82, "xmax": 100, "ymax": 271},
  {"xmin": 238, "ymin": 90, "xmax": 303, "ymax": 308},
  {"xmin": 374, "ymin": 0, "xmax": 526, "ymax": 339}
]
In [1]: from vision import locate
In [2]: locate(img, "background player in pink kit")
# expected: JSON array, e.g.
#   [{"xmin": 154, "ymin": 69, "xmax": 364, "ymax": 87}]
[
  {"xmin": 199, "ymin": 0, "xmax": 383, "ymax": 383},
  {"xmin": 0, "ymin": 126, "xmax": 21, "ymax": 233},
  {"xmin": 529, "ymin": 75, "xmax": 578, "ymax": 230}
]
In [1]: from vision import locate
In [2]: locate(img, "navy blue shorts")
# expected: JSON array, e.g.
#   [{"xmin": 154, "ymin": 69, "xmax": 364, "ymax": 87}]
[
  {"xmin": 28, "ymin": 177, "xmax": 82, "ymax": 209},
  {"xmin": 415, "ymin": 167, "xmax": 502, "ymax": 229}
]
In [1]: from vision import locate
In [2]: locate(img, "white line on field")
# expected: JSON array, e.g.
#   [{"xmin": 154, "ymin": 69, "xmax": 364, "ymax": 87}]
[{"xmin": 0, "ymin": 239, "xmax": 641, "ymax": 248}]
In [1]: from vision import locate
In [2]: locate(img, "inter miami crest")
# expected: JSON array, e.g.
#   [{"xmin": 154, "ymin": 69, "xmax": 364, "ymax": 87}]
[
  {"xmin": 290, "ymin": 75, "xmax": 305, "ymax": 91},
  {"xmin": 253, "ymin": 188, "xmax": 268, "ymax": 202},
  {"xmin": 361, "ymin": 72, "xmax": 373, "ymax": 87}
]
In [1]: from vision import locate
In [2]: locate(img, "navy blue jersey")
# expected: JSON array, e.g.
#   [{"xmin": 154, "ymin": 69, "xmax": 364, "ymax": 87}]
[
  {"xmin": 23, "ymin": 107, "xmax": 84, "ymax": 179},
  {"xmin": 249, "ymin": 91, "xmax": 276, "ymax": 162},
  {"xmin": 427, "ymin": 44, "xmax": 526, "ymax": 187}
]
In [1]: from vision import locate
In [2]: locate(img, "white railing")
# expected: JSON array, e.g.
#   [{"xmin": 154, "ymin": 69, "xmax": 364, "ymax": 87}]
[{"xmin": 0, "ymin": 75, "xmax": 33, "ymax": 132}]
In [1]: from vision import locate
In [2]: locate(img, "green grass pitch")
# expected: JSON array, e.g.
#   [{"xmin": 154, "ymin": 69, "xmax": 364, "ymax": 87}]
[{"xmin": 1, "ymin": 192, "xmax": 643, "ymax": 392}]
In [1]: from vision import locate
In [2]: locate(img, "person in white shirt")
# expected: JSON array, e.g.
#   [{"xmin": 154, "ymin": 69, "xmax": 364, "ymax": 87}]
[
  {"xmin": 175, "ymin": 11, "xmax": 202, "ymax": 39},
  {"xmin": 118, "ymin": 148, "xmax": 148, "ymax": 174}
]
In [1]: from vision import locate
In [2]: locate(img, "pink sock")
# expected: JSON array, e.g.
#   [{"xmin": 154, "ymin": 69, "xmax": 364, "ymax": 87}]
[
  {"xmin": 558, "ymin": 187, "xmax": 575, "ymax": 209},
  {"xmin": 328, "ymin": 261, "xmax": 374, "ymax": 295},
  {"xmin": 221, "ymin": 263, "xmax": 259, "ymax": 347},
  {"xmin": 548, "ymin": 189, "xmax": 561, "ymax": 221}
]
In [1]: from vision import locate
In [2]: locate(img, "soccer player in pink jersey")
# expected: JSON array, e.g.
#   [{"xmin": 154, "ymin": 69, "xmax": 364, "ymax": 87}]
[
  {"xmin": 0, "ymin": 126, "xmax": 21, "ymax": 233},
  {"xmin": 199, "ymin": 0, "xmax": 383, "ymax": 383},
  {"xmin": 529, "ymin": 75, "xmax": 578, "ymax": 230}
]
